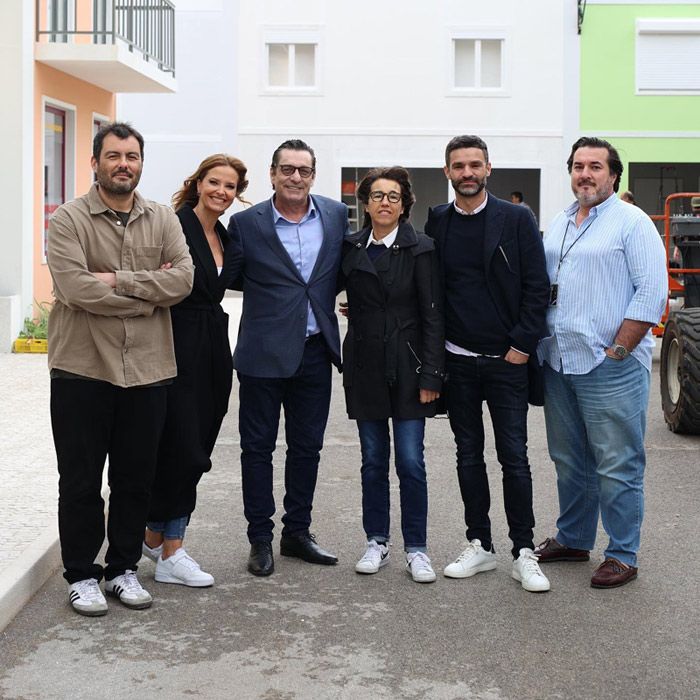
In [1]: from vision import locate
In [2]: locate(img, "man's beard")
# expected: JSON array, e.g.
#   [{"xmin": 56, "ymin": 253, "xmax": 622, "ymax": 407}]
[
  {"xmin": 574, "ymin": 182, "xmax": 612, "ymax": 209},
  {"xmin": 450, "ymin": 176, "xmax": 486, "ymax": 198},
  {"xmin": 95, "ymin": 167, "xmax": 141, "ymax": 195}
]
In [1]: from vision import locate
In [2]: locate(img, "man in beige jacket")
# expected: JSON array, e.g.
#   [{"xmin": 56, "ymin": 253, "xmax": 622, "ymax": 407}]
[{"xmin": 47, "ymin": 122, "xmax": 193, "ymax": 616}]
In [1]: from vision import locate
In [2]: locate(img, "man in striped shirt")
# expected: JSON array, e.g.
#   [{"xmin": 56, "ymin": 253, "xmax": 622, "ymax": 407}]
[{"xmin": 536, "ymin": 137, "xmax": 667, "ymax": 589}]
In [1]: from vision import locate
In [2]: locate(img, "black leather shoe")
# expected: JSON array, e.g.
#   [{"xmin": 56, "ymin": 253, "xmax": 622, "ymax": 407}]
[
  {"xmin": 280, "ymin": 533, "xmax": 338, "ymax": 565},
  {"xmin": 248, "ymin": 542, "xmax": 274, "ymax": 576}
]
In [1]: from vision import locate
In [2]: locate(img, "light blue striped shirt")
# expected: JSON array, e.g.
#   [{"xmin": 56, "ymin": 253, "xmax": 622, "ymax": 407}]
[
  {"xmin": 272, "ymin": 197, "xmax": 324, "ymax": 337},
  {"xmin": 537, "ymin": 194, "xmax": 667, "ymax": 374}
]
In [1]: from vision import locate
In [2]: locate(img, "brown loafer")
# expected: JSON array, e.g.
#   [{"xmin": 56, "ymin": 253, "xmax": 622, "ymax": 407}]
[
  {"xmin": 534, "ymin": 537, "xmax": 590, "ymax": 562},
  {"xmin": 590, "ymin": 558, "xmax": 638, "ymax": 588}
]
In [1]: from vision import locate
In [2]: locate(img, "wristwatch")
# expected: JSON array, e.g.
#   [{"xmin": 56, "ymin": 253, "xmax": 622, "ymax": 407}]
[{"xmin": 609, "ymin": 343, "xmax": 629, "ymax": 360}]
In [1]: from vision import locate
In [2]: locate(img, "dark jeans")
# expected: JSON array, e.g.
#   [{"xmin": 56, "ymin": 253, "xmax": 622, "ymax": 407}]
[
  {"xmin": 357, "ymin": 418, "xmax": 427, "ymax": 552},
  {"xmin": 238, "ymin": 335, "xmax": 332, "ymax": 543},
  {"xmin": 445, "ymin": 352, "xmax": 535, "ymax": 558},
  {"xmin": 51, "ymin": 378, "xmax": 167, "ymax": 583}
]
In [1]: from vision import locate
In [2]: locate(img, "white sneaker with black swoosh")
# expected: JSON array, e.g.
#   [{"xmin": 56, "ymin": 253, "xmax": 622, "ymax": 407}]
[{"xmin": 355, "ymin": 540, "xmax": 390, "ymax": 574}]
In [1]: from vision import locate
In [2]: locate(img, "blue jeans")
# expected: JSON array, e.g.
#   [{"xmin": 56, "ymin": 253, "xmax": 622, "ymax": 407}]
[
  {"xmin": 446, "ymin": 353, "xmax": 534, "ymax": 558},
  {"xmin": 239, "ymin": 335, "xmax": 332, "ymax": 543},
  {"xmin": 147, "ymin": 516, "xmax": 188, "ymax": 540},
  {"xmin": 357, "ymin": 418, "xmax": 427, "ymax": 552},
  {"xmin": 543, "ymin": 357, "xmax": 650, "ymax": 566}
]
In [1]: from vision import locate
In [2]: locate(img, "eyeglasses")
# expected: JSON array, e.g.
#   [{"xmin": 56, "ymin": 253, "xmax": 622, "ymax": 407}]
[
  {"xmin": 277, "ymin": 164, "xmax": 315, "ymax": 178},
  {"xmin": 369, "ymin": 191, "xmax": 402, "ymax": 203}
]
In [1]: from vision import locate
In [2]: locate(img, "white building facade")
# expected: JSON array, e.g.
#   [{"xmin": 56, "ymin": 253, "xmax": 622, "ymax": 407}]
[{"xmin": 120, "ymin": 0, "xmax": 581, "ymax": 231}]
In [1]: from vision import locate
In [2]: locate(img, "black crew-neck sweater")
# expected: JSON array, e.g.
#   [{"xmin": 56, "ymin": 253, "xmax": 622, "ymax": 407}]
[{"xmin": 443, "ymin": 209, "xmax": 509, "ymax": 355}]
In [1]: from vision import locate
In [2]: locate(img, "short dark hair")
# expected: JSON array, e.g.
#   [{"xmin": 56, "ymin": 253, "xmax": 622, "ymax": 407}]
[
  {"xmin": 445, "ymin": 135, "xmax": 489, "ymax": 166},
  {"xmin": 271, "ymin": 139, "xmax": 316, "ymax": 170},
  {"xmin": 356, "ymin": 166, "xmax": 415, "ymax": 229},
  {"xmin": 93, "ymin": 121, "xmax": 144, "ymax": 161},
  {"xmin": 566, "ymin": 136, "xmax": 623, "ymax": 193},
  {"xmin": 511, "ymin": 191, "xmax": 524, "ymax": 202}
]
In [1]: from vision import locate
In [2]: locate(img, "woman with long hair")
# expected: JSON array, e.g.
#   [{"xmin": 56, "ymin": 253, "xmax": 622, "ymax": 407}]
[{"xmin": 142, "ymin": 154, "xmax": 249, "ymax": 586}]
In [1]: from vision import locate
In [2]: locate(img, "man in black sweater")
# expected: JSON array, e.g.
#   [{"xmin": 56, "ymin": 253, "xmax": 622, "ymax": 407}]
[{"xmin": 424, "ymin": 135, "xmax": 550, "ymax": 593}]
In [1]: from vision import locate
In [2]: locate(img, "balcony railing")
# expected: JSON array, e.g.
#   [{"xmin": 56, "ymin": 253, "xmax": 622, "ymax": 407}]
[{"xmin": 36, "ymin": 0, "xmax": 176, "ymax": 76}]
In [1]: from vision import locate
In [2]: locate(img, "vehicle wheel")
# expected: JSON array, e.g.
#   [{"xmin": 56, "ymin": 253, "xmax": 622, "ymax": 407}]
[{"xmin": 660, "ymin": 309, "xmax": 700, "ymax": 434}]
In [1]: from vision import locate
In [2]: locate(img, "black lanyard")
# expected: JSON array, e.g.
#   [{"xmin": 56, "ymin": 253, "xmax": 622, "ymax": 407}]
[{"xmin": 556, "ymin": 218, "xmax": 594, "ymax": 281}]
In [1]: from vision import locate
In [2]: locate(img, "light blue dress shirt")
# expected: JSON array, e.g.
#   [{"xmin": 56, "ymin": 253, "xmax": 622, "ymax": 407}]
[
  {"xmin": 537, "ymin": 194, "xmax": 667, "ymax": 374},
  {"xmin": 272, "ymin": 197, "xmax": 324, "ymax": 337}
]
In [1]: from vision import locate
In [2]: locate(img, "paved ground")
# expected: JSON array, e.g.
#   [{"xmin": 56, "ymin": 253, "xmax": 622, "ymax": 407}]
[{"xmin": 1, "ymin": 316, "xmax": 699, "ymax": 699}]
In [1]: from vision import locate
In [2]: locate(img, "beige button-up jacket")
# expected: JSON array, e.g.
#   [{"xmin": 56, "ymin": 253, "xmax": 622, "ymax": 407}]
[{"xmin": 47, "ymin": 184, "xmax": 194, "ymax": 387}]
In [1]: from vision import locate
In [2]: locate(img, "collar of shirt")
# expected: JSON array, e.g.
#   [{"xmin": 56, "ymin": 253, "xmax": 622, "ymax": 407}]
[
  {"xmin": 453, "ymin": 192, "xmax": 488, "ymax": 216},
  {"xmin": 271, "ymin": 196, "xmax": 317, "ymax": 225},
  {"xmin": 87, "ymin": 182, "xmax": 148, "ymax": 219},
  {"xmin": 366, "ymin": 226, "xmax": 399, "ymax": 248},
  {"xmin": 565, "ymin": 191, "xmax": 617, "ymax": 224}
]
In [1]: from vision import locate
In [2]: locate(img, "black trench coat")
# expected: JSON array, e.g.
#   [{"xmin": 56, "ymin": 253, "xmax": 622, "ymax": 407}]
[
  {"xmin": 148, "ymin": 204, "xmax": 236, "ymax": 521},
  {"xmin": 340, "ymin": 222, "xmax": 445, "ymax": 421}
]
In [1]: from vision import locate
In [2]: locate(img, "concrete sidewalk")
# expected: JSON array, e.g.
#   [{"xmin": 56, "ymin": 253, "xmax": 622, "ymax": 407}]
[{"xmin": 0, "ymin": 295, "xmax": 244, "ymax": 632}]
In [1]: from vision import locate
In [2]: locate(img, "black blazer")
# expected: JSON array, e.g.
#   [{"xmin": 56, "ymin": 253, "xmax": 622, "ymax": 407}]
[
  {"xmin": 170, "ymin": 205, "xmax": 235, "ymax": 420},
  {"xmin": 424, "ymin": 195, "xmax": 549, "ymax": 405},
  {"xmin": 340, "ymin": 222, "xmax": 444, "ymax": 420}
]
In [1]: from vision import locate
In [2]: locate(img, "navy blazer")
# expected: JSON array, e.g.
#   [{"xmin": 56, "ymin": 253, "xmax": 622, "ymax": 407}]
[
  {"xmin": 227, "ymin": 194, "xmax": 349, "ymax": 378},
  {"xmin": 424, "ymin": 194, "xmax": 549, "ymax": 404}
]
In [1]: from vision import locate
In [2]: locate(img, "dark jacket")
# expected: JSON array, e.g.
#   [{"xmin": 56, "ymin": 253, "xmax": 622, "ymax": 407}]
[
  {"xmin": 424, "ymin": 195, "xmax": 549, "ymax": 405},
  {"xmin": 149, "ymin": 204, "xmax": 235, "ymax": 520},
  {"xmin": 227, "ymin": 195, "xmax": 348, "ymax": 377},
  {"xmin": 340, "ymin": 222, "xmax": 445, "ymax": 420}
]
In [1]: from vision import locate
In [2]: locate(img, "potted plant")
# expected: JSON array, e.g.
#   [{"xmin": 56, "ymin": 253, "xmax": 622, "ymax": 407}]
[{"xmin": 13, "ymin": 301, "xmax": 51, "ymax": 353}]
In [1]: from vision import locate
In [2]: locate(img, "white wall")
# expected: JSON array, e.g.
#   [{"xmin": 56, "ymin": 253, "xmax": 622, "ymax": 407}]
[
  {"xmin": 119, "ymin": 0, "xmax": 581, "ymax": 229},
  {"xmin": 0, "ymin": 0, "xmax": 34, "ymax": 349},
  {"xmin": 236, "ymin": 0, "xmax": 580, "ymax": 228},
  {"xmin": 117, "ymin": 0, "xmax": 243, "ymax": 213}
]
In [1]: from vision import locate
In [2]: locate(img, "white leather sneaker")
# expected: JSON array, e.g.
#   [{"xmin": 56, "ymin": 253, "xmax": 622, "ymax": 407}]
[
  {"xmin": 355, "ymin": 540, "xmax": 390, "ymax": 574},
  {"xmin": 68, "ymin": 578, "xmax": 107, "ymax": 617},
  {"xmin": 443, "ymin": 539, "xmax": 497, "ymax": 578},
  {"xmin": 105, "ymin": 570, "xmax": 153, "ymax": 609},
  {"xmin": 406, "ymin": 552, "xmax": 437, "ymax": 583},
  {"xmin": 512, "ymin": 548, "xmax": 551, "ymax": 592},
  {"xmin": 155, "ymin": 548, "xmax": 214, "ymax": 587}
]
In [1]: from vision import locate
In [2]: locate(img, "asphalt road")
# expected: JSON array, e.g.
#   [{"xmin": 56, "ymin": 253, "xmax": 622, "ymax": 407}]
[{"xmin": 0, "ymin": 362, "xmax": 698, "ymax": 700}]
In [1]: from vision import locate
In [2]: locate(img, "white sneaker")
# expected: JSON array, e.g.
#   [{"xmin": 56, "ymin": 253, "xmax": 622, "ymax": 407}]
[
  {"xmin": 405, "ymin": 551, "xmax": 437, "ymax": 583},
  {"xmin": 355, "ymin": 540, "xmax": 390, "ymax": 574},
  {"xmin": 512, "ymin": 548, "xmax": 551, "ymax": 592},
  {"xmin": 142, "ymin": 541, "xmax": 163, "ymax": 563},
  {"xmin": 105, "ymin": 570, "xmax": 153, "ymax": 609},
  {"xmin": 68, "ymin": 578, "xmax": 108, "ymax": 617},
  {"xmin": 443, "ymin": 539, "xmax": 497, "ymax": 578},
  {"xmin": 155, "ymin": 548, "xmax": 214, "ymax": 587}
]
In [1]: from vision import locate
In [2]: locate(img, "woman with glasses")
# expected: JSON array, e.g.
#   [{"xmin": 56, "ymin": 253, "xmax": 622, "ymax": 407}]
[
  {"xmin": 142, "ymin": 154, "xmax": 249, "ymax": 587},
  {"xmin": 340, "ymin": 167, "xmax": 444, "ymax": 583}
]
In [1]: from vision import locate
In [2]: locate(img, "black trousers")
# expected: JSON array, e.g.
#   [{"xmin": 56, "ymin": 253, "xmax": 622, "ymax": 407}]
[
  {"xmin": 51, "ymin": 377, "xmax": 167, "ymax": 583},
  {"xmin": 445, "ymin": 353, "xmax": 535, "ymax": 558},
  {"xmin": 238, "ymin": 335, "xmax": 332, "ymax": 543}
]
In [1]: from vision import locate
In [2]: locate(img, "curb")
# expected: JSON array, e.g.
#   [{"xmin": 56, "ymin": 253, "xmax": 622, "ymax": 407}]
[{"xmin": 0, "ymin": 524, "xmax": 61, "ymax": 633}]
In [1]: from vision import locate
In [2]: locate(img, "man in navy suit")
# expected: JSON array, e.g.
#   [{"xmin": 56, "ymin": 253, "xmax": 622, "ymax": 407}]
[
  {"xmin": 227, "ymin": 139, "xmax": 349, "ymax": 576},
  {"xmin": 424, "ymin": 135, "xmax": 551, "ymax": 592}
]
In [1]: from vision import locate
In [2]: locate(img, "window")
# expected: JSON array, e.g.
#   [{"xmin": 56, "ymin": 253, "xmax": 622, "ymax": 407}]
[
  {"xmin": 636, "ymin": 19, "xmax": 700, "ymax": 95},
  {"xmin": 44, "ymin": 106, "xmax": 66, "ymax": 263},
  {"xmin": 267, "ymin": 43, "xmax": 316, "ymax": 89},
  {"xmin": 262, "ymin": 28, "xmax": 321, "ymax": 94},
  {"xmin": 43, "ymin": 101, "xmax": 75, "ymax": 263},
  {"xmin": 450, "ymin": 31, "xmax": 506, "ymax": 94}
]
